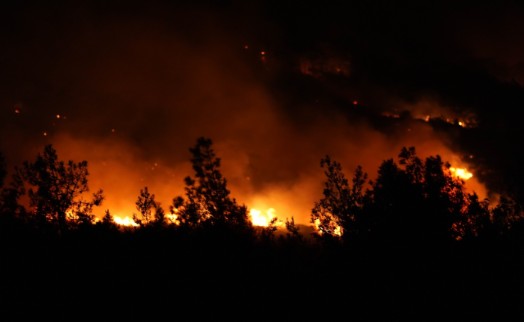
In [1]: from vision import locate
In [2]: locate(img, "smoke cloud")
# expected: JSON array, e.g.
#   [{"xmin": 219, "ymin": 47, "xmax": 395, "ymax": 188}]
[{"xmin": 1, "ymin": 2, "xmax": 517, "ymax": 224}]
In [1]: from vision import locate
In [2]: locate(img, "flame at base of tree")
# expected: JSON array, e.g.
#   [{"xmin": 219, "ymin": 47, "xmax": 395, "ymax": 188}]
[
  {"xmin": 250, "ymin": 208, "xmax": 284, "ymax": 227},
  {"xmin": 314, "ymin": 218, "xmax": 343, "ymax": 237},
  {"xmin": 113, "ymin": 215, "xmax": 139, "ymax": 227},
  {"xmin": 4, "ymin": 139, "xmax": 521, "ymax": 243}
]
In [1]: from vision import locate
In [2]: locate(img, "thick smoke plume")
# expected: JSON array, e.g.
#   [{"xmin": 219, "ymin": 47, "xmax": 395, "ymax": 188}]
[{"xmin": 2, "ymin": 2, "xmax": 511, "ymax": 224}]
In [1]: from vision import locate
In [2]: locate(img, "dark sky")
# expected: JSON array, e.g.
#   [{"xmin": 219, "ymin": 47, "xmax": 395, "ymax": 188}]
[{"xmin": 2, "ymin": 1, "xmax": 524, "ymax": 223}]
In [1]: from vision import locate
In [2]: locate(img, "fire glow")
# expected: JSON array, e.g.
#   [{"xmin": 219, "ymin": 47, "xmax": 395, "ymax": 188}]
[
  {"xmin": 314, "ymin": 218, "xmax": 343, "ymax": 237},
  {"xmin": 249, "ymin": 208, "xmax": 283, "ymax": 227},
  {"xmin": 104, "ymin": 165, "xmax": 479, "ymax": 231},
  {"xmin": 450, "ymin": 167, "xmax": 473, "ymax": 181},
  {"xmin": 113, "ymin": 215, "xmax": 139, "ymax": 227}
]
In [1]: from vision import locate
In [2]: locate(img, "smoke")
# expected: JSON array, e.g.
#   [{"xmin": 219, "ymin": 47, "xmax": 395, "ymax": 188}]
[{"xmin": 0, "ymin": 2, "xmax": 499, "ymax": 225}]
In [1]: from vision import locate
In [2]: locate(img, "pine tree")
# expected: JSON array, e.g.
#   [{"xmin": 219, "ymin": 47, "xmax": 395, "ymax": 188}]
[
  {"xmin": 171, "ymin": 137, "xmax": 252, "ymax": 232},
  {"xmin": 15, "ymin": 145, "xmax": 103, "ymax": 232},
  {"xmin": 311, "ymin": 155, "xmax": 368, "ymax": 240}
]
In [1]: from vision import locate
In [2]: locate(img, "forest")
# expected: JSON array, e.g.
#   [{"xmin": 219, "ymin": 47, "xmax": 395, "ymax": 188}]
[{"xmin": 1, "ymin": 137, "xmax": 523, "ymax": 320}]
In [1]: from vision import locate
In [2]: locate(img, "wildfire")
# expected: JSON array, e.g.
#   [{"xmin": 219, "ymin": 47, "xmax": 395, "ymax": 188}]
[
  {"xmin": 113, "ymin": 215, "xmax": 139, "ymax": 227},
  {"xmin": 314, "ymin": 218, "xmax": 343, "ymax": 237},
  {"xmin": 417, "ymin": 114, "xmax": 475, "ymax": 128},
  {"xmin": 450, "ymin": 167, "xmax": 473, "ymax": 181},
  {"xmin": 250, "ymin": 208, "xmax": 283, "ymax": 227},
  {"xmin": 166, "ymin": 213, "xmax": 178, "ymax": 224}
]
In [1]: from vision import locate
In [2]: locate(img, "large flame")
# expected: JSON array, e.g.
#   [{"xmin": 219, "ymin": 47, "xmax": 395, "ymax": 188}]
[
  {"xmin": 249, "ymin": 208, "xmax": 283, "ymax": 227},
  {"xmin": 113, "ymin": 215, "xmax": 139, "ymax": 227},
  {"xmin": 450, "ymin": 167, "xmax": 473, "ymax": 181},
  {"xmin": 166, "ymin": 213, "xmax": 178, "ymax": 224}
]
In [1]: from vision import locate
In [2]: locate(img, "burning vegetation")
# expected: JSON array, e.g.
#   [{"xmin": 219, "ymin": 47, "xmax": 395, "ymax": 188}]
[
  {"xmin": 0, "ymin": 138, "xmax": 519, "ymax": 241},
  {"xmin": 1, "ymin": 138, "xmax": 523, "ymax": 320},
  {"xmin": 3, "ymin": 1, "xmax": 524, "ymax": 319}
]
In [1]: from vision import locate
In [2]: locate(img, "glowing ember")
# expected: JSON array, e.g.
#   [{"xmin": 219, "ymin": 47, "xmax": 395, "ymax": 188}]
[
  {"xmin": 113, "ymin": 215, "xmax": 139, "ymax": 227},
  {"xmin": 260, "ymin": 51, "xmax": 267, "ymax": 63},
  {"xmin": 250, "ymin": 208, "xmax": 282, "ymax": 227},
  {"xmin": 450, "ymin": 167, "xmax": 473, "ymax": 180}
]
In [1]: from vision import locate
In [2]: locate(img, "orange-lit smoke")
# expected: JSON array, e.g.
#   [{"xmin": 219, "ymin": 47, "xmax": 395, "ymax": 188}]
[{"xmin": 0, "ymin": 4, "xmax": 491, "ymax": 228}]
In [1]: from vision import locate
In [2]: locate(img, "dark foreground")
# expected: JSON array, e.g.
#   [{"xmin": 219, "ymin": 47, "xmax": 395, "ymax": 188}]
[{"xmin": 1, "ymin": 225, "xmax": 524, "ymax": 321}]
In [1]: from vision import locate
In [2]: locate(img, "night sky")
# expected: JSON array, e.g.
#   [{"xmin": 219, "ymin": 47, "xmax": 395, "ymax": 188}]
[{"xmin": 2, "ymin": 1, "xmax": 524, "ymax": 224}]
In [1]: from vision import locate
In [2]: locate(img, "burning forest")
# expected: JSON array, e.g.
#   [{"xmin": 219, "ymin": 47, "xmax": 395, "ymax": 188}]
[{"xmin": 2, "ymin": 1, "xmax": 524, "ymax": 320}]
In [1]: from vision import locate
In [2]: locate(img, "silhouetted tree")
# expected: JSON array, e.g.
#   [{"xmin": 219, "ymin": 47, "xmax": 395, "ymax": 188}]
[
  {"xmin": 102, "ymin": 209, "xmax": 115, "ymax": 225},
  {"xmin": 399, "ymin": 146, "xmax": 424, "ymax": 184},
  {"xmin": 309, "ymin": 146, "xmax": 519, "ymax": 245},
  {"xmin": 69, "ymin": 189, "xmax": 104, "ymax": 228},
  {"xmin": 134, "ymin": 186, "xmax": 164, "ymax": 226},
  {"xmin": 455, "ymin": 192, "xmax": 490, "ymax": 240},
  {"xmin": 259, "ymin": 217, "xmax": 279, "ymax": 243},
  {"xmin": 153, "ymin": 202, "xmax": 166, "ymax": 228},
  {"xmin": 311, "ymin": 156, "xmax": 367, "ymax": 241},
  {"xmin": 366, "ymin": 147, "xmax": 485, "ymax": 243},
  {"xmin": 0, "ymin": 155, "xmax": 28, "ymax": 236},
  {"xmin": 171, "ymin": 137, "xmax": 252, "ymax": 232},
  {"xmin": 170, "ymin": 195, "xmax": 197, "ymax": 227},
  {"xmin": 0, "ymin": 168, "xmax": 26, "ymax": 219},
  {"xmin": 285, "ymin": 216, "xmax": 302, "ymax": 241},
  {"xmin": 490, "ymin": 195, "xmax": 522, "ymax": 235},
  {"xmin": 11, "ymin": 144, "xmax": 103, "ymax": 232},
  {"xmin": 424, "ymin": 155, "xmax": 470, "ymax": 241},
  {"xmin": 367, "ymin": 158, "xmax": 409, "ymax": 242},
  {"xmin": 94, "ymin": 209, "xmax": 119, "ymax": 235}
]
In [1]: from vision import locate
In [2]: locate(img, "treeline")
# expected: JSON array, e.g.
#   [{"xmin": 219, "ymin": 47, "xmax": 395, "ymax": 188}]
[
  {"xmin": 0, "ymin": 137, "xmax": 522, "ymax": 245},
  {"xmin": 0, "ymin": 138, "xmax": 288, "ymax": 242},
  {"xmin": 1, "ymin": 138, "xmax": 524, "ymax": 320},
  {"xmin": 313, "ymin": 146, "xmax": 523, "ymax": 244}
]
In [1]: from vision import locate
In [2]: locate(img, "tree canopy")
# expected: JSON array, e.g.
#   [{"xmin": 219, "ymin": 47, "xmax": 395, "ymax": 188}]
[
  {"xmin": 170, "ymin": 137, "xmax": 253, "ymax": 233},
  {"xmin": 2, "ymin": 144, "xmax": 103, "ymax": 232},
  {"xmin": 311, "ymin": 146, "xmax": 499, "ymax": 244}
]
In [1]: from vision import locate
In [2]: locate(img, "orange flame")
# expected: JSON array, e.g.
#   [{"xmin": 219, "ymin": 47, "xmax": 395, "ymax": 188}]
[
  {"xmin": 113, "ymin": 215, "xmax": 139, "ymax": 227},
  {"xmin": 249, "ymin": 208, "xmax": 283, "ymax": 227},
  {"xmin": 450, "ymin": 167, "xmax": 473, "ymax": 181},
  {"xmin": 313, "ymin": 218, "xmax": 343, "ymax": 237},
  {"xmin": 166, "ymin": 213, "xmax": 178, "ymax": 224}
]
